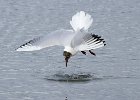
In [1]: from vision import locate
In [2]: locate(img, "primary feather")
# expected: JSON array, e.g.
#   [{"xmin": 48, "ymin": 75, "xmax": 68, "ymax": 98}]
[{"xmin": 71, "ymin": 31, "xmax": 105, "ymax": 51}]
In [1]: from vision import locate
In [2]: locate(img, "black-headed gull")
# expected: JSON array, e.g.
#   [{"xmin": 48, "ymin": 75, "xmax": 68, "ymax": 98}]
[{"xmin": 16, "ymin": 11, "xmax": 106, "ymax": 67}]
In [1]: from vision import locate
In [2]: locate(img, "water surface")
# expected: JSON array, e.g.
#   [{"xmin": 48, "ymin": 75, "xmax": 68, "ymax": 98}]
[{"xmin": 0, "ymin": 0, "xmax": 140, "ymax": 100}]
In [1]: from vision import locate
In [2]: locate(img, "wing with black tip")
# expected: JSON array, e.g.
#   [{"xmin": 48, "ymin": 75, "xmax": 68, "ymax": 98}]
[
  {"xmin": 16, "ymin": 29, "xmax": 75, "ymax": 51},
  {"xmin": 71, "ymin": 32, "xmax": 106, "ymax": 51}
]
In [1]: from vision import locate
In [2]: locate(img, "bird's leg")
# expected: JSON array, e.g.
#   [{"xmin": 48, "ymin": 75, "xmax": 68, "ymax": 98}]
[
  {"xmin": 89, "ymin": 50, "xmax": 96, "ymax": 56},
  {"xmin": 81, "ymin": 51, "xmax": 86, "ymax": 55}
]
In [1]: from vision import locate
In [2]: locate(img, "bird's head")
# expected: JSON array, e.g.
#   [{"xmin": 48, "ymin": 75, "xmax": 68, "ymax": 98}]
[{"xmin": 63, "ymin": 51, "xmax": 72, "ymax": 67}]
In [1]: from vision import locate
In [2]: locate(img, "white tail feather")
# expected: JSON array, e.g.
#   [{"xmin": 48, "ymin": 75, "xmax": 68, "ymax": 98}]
[{"xmin": 70, "ymin": 11, "xmax": 93, "ymax": 32}]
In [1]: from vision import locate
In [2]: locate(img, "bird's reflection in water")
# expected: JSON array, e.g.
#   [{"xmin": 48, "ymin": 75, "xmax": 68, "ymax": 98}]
[
  {"xmin": 45, "ymin": 72, "xmax": 95, "ymax": 100},
  {"xmin": 65, "ymin": 97, "xmax": 68, "ymax": 100}
]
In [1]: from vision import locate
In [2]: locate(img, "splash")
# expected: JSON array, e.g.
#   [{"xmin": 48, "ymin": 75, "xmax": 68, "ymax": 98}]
[{"xmin": 45, "ymin": 72, "xmax": 93, "ymax": 82}]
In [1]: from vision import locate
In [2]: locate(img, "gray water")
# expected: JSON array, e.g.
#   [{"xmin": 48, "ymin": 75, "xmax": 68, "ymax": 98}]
[{"xmin": 0, "ymin": 0, "xmax": 140, "ymax": 100}]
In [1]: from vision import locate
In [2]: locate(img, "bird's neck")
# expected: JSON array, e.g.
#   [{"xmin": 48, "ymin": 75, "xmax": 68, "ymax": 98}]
[{"xmin": 64, "ymin": 46, "xmax": 77, "ymax": 55}]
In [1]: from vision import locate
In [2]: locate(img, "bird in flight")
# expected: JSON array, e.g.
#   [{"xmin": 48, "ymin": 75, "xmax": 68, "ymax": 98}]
[{"xmin": 16, "ymin": 11, "xmax": 106, "ymax": 67}]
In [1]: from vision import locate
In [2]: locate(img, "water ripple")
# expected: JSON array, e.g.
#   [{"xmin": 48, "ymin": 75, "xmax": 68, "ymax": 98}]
[{"xmin": 45, "ymin": 72, "xmax": 93, "ymax": 82}]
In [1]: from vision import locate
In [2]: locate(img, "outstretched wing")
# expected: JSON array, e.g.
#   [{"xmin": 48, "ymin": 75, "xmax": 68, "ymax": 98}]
[
  {"xmin": 71, "ymin": 31, "xmax": 106, "ymax": 51},
  {"xmin": 16, "ymin": 29, "xmax": 75, "ymax": 51}
]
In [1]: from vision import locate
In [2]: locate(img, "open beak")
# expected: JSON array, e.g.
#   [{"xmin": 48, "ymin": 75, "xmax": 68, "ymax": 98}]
[{"xmin": 65, "ymin": 57, "xmax": 69, "ymax": 67}]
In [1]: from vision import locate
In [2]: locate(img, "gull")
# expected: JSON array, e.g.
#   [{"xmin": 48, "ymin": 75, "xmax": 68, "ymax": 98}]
[{"xmin": 16, "ymin": 11, "xmax": 106, "ymax": 67}]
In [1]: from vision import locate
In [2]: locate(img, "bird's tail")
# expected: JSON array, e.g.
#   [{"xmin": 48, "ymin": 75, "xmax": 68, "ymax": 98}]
[{"xmin": 70, "ymin": 11, "xmax": 93, "ymax": 32}]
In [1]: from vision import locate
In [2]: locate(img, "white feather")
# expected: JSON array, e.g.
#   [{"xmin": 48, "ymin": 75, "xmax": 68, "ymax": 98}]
[
  {"xmin": 77, "ymin": 42, "xmax": 104, "ymax": 51},
  {"xmin": 88, "ymin": 42, "xmax": 104, "ymax": 49},
  {"xmin": 70, "ymin": 11, "xmax": 93, "ymax": 32},
  {"xmin": 16, "ymin": 46, "xmax": 41, "ymax": 51},
  {"xmin": 16, "ymin": 29, "xmax": 75, "ymax": 51}
]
